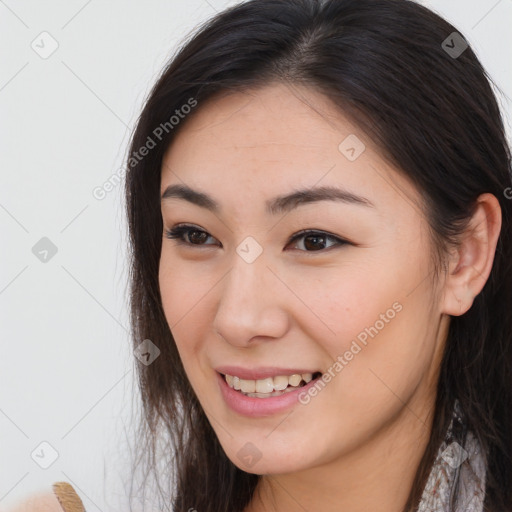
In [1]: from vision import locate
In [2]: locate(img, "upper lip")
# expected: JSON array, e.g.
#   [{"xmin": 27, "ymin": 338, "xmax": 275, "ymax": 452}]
[{"xmin": 215, "ymin": 366, "xmax": 320, "ymax": 380}]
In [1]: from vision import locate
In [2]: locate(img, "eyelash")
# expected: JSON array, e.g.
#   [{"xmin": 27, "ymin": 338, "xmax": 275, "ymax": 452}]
[{"xmin": 164, "ymin": 224, "xmax": 349, "ymax": 253}]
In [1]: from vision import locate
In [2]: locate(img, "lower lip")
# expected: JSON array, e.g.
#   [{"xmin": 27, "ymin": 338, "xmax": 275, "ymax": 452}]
[{"xmin": 216, "ymin": 371, "xmax": 320, "ymax": 417}]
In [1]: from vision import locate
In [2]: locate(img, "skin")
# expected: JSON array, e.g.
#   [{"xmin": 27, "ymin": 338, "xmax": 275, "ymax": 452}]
[
  {"xmin": 3, "ymin": 490, "xmax": 64, "ymax": 512},
  {"xmin": 158, "ymin": 82, "xmax": 501, "ymax": 512}
]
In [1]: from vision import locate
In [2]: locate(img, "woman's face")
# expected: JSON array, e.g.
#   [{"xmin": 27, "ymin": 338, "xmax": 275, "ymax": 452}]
[{"xmin": 158, "ymin": 83, "xmax": 448, "ymax": 476}]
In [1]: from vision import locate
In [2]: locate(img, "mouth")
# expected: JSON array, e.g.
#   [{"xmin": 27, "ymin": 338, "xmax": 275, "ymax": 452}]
[{"xmin": 219, "ymin": 371, "xmax": 323, "ymax": 398}]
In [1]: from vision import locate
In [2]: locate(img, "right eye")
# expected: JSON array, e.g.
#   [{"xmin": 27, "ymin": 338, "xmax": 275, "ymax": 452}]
[{"xmin": 165, "ymin": 224, "xmax": 220, "ymax": 247}]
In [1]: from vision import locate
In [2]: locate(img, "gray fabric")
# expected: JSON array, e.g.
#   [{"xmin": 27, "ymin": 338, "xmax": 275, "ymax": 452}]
[{"xmin": 417, "ymin": 400, "xmax": 487, "ymax": 512}]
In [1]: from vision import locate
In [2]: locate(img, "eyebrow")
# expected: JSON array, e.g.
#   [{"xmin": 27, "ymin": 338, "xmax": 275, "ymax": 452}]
[{"xmin": 161, "ymin": 184, "xmax": 375, "ymax": 215}]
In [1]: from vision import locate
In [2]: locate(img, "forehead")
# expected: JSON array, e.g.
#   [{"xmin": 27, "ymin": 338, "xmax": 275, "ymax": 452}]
[
  {"xmin": 165, "ymin": 83, "xmax": 363, "ymax": 156},
  {"xmin": 160, "ymin": 83, "xmax": 424, "ymax": 221}
]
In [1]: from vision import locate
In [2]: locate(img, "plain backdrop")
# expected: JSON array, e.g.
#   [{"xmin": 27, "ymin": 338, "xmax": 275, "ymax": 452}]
[{"xmin": 1, "ymin": 1, "xmax": 511, "ymax": 511}]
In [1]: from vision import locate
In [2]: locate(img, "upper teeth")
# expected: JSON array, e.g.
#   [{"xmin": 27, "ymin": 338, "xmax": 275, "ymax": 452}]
[{"xmin": 225, "ymin": 373, "xmax": 314, "ymax": 393}]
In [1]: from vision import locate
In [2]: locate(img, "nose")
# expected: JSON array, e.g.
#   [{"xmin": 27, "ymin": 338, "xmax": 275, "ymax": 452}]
[{"xmin": 212, "ymin": 252, "xmax": 290, "ymax": 347}]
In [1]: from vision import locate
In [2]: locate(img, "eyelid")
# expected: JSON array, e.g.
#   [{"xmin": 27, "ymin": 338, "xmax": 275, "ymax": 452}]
[
  {"xmin": 164, "ymin": 223, "xmax": 350, "ymax": 252},
  {"xmin": 287, "ymin": 229, "xmax": 348, "ymax": 252},
  {"xmin": 165, "ymin": 224, "xmax": 218, "ymax": 247}
]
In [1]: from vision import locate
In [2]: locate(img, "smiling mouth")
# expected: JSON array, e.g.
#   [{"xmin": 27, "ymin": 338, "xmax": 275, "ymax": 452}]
[{"xmin": 221, "ymin": 371, "xmax": 323, "ymax": 398}]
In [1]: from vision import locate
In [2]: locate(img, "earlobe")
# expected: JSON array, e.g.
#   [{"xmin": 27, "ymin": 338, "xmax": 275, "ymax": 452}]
[{"xmin": 440, "ymin": 193, "xmax": 502, "ymax": 316}]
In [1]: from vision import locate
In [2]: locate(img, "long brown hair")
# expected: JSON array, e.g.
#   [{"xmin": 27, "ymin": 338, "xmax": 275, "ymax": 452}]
[{"xmin": 124, "ymin": 1, "xmax": 512, "ymax": 510}]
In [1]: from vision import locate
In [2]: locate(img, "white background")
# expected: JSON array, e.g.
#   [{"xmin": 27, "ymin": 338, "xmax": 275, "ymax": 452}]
[{"xmin": 0, "ymin": 1, "xmax": 511, "ymax": 511}]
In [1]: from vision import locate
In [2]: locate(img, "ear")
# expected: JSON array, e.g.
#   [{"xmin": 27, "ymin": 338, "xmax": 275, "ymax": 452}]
[{"xmin": 440, "ymin": 193, "xmax": 502, "ymax": 316}]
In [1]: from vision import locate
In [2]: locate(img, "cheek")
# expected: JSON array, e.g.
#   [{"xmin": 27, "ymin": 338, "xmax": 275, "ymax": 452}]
[
  {"xmin": 295, "ymin": 251, "xmax": 433, "ymax": 390},
  {"xmin": 159, "ymin": 262, "xmax": 181, "ymax": 329},
  {"xmin": 158, "ymin": 255, "xmax": 217, "ymax": 372},
  {"xmin": 311, "ymin": 269, "xmax": 436, "ymax": 427},
  {"xmin": 281, "ymin": 259, "xmax": 403, "ymax": 355},
  {"xmin": 158, "ymin": 251, "xmax": 210, "ymax": 326},
  {"xmin": 158, "ymin": 259, "xmax": 197, "ymax": 356}
]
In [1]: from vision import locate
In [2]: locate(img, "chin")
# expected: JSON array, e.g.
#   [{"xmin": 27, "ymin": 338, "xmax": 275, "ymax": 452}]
[{"xmin": 218, "ymin": 432, "xmax": 319, "ymax": 475}]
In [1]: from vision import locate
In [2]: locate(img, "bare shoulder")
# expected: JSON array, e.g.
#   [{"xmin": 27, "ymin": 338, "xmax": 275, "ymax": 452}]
[
  {"xmin": 0, "ymin": 490, "xmax": 63, "ymax": 512},
  {"xmin": 0, "ymin": 482, "xmax": 85, "ymax": 512}
]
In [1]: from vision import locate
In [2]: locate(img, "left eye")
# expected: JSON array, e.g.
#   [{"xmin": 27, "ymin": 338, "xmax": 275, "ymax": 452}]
[
  {"xmin": 165, "ymin": 224, "xmax": 348, "ymax": 252},
  {"xmin": 288, "ymin": 230, "xmax": 347, "ymax": 252}
]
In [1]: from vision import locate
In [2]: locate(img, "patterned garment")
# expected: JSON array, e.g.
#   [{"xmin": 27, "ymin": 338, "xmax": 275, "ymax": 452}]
[{"xmin": 417, "ymin": 400, "xmax": 487, "ymax": 512}]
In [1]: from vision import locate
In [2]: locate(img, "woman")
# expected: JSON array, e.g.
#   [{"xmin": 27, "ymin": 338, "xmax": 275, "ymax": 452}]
[{"xmin": 124, "ymin": 0, "xmax": 512, "ymax": 511}]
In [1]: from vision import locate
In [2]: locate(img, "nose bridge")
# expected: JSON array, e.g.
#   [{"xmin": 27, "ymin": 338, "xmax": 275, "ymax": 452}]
[
  {"xmin": 224, "ymin": 233, "xmax": 269, "ymax": 301},
  {"xmin": 221, "ymin": 246, "xmax": 271, "ymax": 313},
  {"xmin": 213, "ymin": 244, "xmax": 288, "ymax": 344}
]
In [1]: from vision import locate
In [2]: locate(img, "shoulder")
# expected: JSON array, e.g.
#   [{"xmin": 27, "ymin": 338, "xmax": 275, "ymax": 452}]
[
  {"xmin": 0, "ymin": 489, "xmax": 63, "ymax": 512},
  {"xmin": 0, "ymin": 482, "xmax": 84, "ymax": 512}
]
